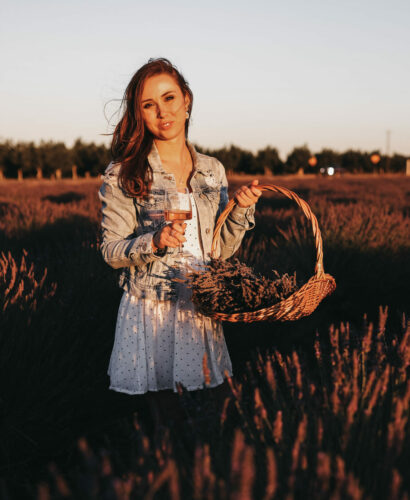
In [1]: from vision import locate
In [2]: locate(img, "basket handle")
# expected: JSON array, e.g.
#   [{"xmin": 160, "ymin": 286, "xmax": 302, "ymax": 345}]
[{"xmin": 210, "ymin": 184, "xmax": 325, "ymax": 276}]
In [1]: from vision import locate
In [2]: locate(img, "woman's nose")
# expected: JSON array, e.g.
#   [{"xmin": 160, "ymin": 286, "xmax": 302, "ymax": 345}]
[{"xmin": 156, "ymin": 103, "xmax": 165, "ymax": 118}]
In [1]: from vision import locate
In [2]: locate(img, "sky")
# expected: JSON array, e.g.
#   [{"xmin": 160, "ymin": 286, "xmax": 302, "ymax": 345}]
[{"xmin": 1, "ymin": 0, "xmax": 409, "ymax": 159}]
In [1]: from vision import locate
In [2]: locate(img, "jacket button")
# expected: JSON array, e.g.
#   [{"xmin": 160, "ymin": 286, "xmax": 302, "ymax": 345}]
[{"xmin": 205, "ymin": 228, "xmax": 211, "ymax": 234}]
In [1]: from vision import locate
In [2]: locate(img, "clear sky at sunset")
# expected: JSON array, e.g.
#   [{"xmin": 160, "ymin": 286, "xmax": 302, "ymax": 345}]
[{"xmin": 1, "ymin": 0, "xmax": 409, "ymax": 159}]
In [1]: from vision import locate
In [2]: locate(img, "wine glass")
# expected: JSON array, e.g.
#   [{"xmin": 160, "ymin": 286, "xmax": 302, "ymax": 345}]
[{"xmin": 164, "ymin": 187, "xmax": 192, "ymax": 262}]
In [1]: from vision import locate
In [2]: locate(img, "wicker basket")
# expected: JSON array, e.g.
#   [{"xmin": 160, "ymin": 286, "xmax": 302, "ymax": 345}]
[{"xmin": 196, "ymin": 184, "xmax": 336, "ymax": 323}]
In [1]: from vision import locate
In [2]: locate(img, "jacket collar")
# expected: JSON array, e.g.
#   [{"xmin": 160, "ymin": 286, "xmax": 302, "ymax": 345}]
[{"xmin": 147, "ymin": 140, "xmax": 208, "ymax": 174}]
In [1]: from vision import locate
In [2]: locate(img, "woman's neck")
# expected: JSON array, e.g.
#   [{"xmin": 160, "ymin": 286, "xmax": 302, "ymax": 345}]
[{"xmin": 154, "ymin": 136, "xmax": 188, "ymax": 165}]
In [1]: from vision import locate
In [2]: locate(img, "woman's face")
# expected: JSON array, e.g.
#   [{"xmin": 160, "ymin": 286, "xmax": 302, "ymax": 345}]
[{"xmin": 140, "ymin": 73, "xmax": 189, "ymax": 141}]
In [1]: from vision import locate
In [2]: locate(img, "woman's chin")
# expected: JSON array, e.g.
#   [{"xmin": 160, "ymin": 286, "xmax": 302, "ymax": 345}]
[{"xmin": 153, "ymin": 127, "xmax": 185, "ymax": 142}]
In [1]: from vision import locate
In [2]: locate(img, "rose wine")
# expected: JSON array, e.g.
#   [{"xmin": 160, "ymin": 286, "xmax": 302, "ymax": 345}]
[
  {"xmin": 147, "ymin": 210, "xmax": 164, "ymax": 220},
  {"xmin": 164, "ymin": 188, "xmax": 193, "ymax": 263},
  {"xmin": 164, "ymin": 209, "xmax": 192, "ymax": 221}
]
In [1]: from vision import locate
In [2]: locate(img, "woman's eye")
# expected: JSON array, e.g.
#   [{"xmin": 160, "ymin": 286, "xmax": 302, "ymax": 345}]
[
  {"xmin": 165, "ymin": 95, "xmax": 175, "ymax": 101},
  {"xmin": 143, "ymin": 103, "xmax": 153, "ymax": 109}
]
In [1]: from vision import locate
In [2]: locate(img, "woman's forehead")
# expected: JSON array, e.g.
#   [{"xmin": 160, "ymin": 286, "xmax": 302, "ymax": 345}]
[{"xmin": 141, "ymin": 73, "xmax": 180, "ymax": 99}]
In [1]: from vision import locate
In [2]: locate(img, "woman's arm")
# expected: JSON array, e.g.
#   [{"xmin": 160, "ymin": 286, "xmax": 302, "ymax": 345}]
[
  {"xmin": 98, "ymin": 165, "xmax": 168, "ymax": 269},
  {"xmin": 216, "ymin": 161, "xmax": 258, "ymax": 260}
]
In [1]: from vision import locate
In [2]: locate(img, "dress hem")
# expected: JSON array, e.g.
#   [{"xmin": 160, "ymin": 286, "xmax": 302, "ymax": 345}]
[{"xmin": 108, "ymin": 372, "xmax": 233, "ymax": 395}]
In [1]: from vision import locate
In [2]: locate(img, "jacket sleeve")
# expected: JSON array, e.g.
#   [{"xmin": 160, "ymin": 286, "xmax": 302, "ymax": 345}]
[
  {"xmin": 98, "ymin": 164, "xmax": 169, "ymax": 269},
  {"xmin": 216, "ymin": 160, "xmax": 256, "ymax": 260}
]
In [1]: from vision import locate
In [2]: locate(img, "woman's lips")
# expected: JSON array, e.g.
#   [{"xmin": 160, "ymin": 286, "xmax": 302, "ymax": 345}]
[{"xmin": 159, "ymin": 121, "xmax": 174, "ymax": 130}]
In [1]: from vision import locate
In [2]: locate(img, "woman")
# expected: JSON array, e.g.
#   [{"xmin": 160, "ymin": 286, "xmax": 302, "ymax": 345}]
[{"xmin": 98, "ymin": 58, "xmax": 261, "ymax": 418}]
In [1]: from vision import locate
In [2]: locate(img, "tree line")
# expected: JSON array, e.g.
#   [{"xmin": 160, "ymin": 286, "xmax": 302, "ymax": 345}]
[
  {"xmin": 0, "ymin": 139, "xmax": 407, "ymax": 179},
  {"xmin": 0, "ymin": 139, "xmax": 110, "ymax": 179}
]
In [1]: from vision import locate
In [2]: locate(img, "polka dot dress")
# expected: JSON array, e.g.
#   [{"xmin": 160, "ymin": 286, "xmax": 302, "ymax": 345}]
[{"xmin": 107, "ymin": 193, "xmax": 233, "ymax": 394}]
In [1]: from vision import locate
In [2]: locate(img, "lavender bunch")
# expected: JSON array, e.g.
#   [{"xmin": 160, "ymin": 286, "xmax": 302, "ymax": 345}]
[{"xmin": 188, "ymin": 258, "xmax": 298, "ymax": 314}]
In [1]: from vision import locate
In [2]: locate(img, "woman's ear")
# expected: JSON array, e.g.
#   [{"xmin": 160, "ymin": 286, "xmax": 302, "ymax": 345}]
[{"xmin": 184, "ymin": 93, "xmax": 190, "ymax": 111}]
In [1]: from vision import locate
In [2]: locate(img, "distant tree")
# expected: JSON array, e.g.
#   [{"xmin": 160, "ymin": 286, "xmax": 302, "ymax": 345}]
[
  {"xmin": 221, "ymin": 145, "xmax": 246, "ymax": 173},
  {"xmin": 194, "ymin": 144, "xmax": 249, "ymax": 174},
  {"xmin": 38, "ymin": 141, "xmax": 72, "ymax": 177},
  {"xmin": 341, "ymin": 150, "xmax": 364, "ymax": 173},
  {"xmin": 71, "ymin": 139, "xmax": 111, "ymax": 177},
  {"xmin": 256, "ymin": 146, "xmax": 283, "ymax": 175},
  {"xmin": 388, "ymin": 154, "xmax": 406, "ymax": 173},
  {"xmin": 237, "ymin": 151, "xmax": 259, "ymax": 174},
  {"xmin": 0, "ymin": 142, "xmax": 6, "ymax": 177},
  {"xmin": 1, "ymin": 141, "xmax": 22, "ymax": 178},
  {"xmin": 285, "ymin": 145, "xmax": 311, "ymax": 174},
  {"xmin": 20, "ymin": 142, "xmax": 41, "ymax": 177}
]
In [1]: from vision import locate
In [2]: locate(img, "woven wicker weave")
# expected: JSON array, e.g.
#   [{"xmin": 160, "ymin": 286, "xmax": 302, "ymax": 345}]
[{"xmin": 196, "ymin": 184, "xmax": 336, "ymax": 323}]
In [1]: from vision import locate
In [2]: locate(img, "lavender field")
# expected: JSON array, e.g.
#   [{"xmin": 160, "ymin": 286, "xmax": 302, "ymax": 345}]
[{"xmin": 0, "ymin": 174, "xmax": 409, "ymax": 499}]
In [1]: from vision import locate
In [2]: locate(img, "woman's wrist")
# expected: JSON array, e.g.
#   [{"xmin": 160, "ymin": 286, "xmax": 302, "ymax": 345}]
[
  {"xmin": 152, "ymin": 231, "xmax": 167, "ymax": 256},
  {"xmin": 152, "ymin": 230, "xmax": 161, "ymax": 251}
]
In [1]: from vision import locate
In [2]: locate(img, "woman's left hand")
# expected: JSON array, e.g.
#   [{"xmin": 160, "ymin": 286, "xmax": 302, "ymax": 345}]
[{"xmin": 234, "ymin": 179, "xmax": 262, "ymax": 208}]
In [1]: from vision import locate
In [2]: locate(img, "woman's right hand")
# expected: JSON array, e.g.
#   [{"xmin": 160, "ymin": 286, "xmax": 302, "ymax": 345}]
[{"xmin": 152, "ymin": 222, "xmax": 187, "ymax": 251}]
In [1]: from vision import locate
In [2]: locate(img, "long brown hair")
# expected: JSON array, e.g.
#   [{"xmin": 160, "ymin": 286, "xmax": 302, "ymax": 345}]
[{"xmin": 111, "ymin": 58, "xmax": 194, "ymax": 197}]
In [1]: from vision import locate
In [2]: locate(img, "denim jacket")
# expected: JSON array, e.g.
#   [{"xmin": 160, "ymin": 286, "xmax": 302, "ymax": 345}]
[{"xmin": 98, "ymin": 141, "xmax": 255, "ymax": 300}]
